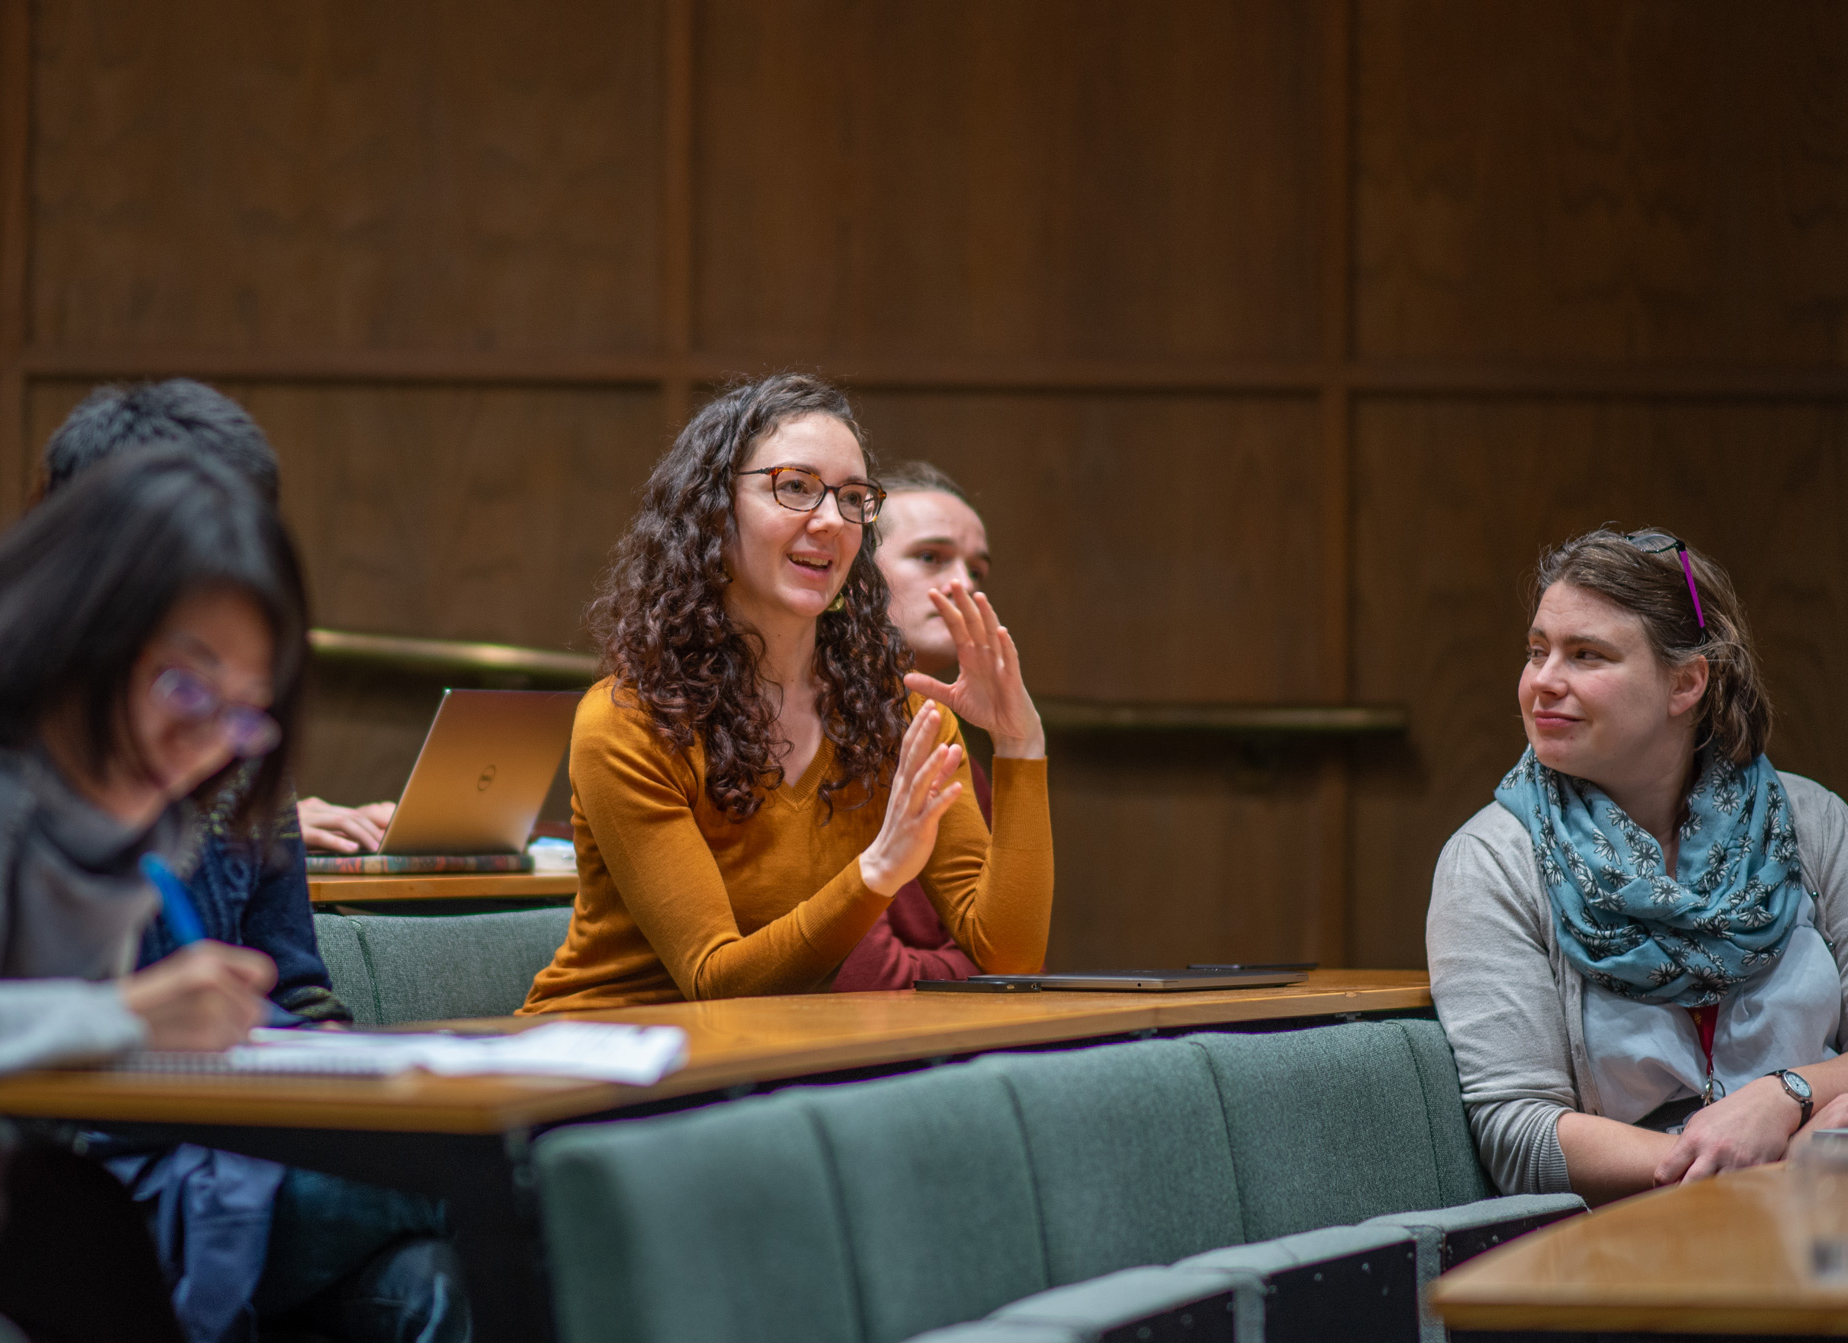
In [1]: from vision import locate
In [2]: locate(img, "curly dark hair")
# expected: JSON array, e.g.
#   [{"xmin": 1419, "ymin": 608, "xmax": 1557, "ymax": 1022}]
[{"xmin": 588, "ymin": 373, "xmax": 913, "ymax": 821}]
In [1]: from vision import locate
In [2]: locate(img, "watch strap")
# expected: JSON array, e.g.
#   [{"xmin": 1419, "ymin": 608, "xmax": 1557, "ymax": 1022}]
[{"xmin": 1771, "ymin": 1069, "xmax": 1814, "ymax": 1127}]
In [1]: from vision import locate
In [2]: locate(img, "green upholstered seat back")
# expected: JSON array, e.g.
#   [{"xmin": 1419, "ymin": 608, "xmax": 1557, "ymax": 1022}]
[
  {"xmin": 309, "ymin": 913, "xmax": 374, "ymax": 1023},
  {"xmin": 1187, "ymin": 1019, "xmax": 1488, "ymax": 1241},
  {"xmin": 535, "ymin": 1020, "xmax": 1489, "ymax": 1342},
  {"xmin": 1394, "ymin": 1016, "xmax": 1495, "ymax": 1205},
  {"xmin": 311, "ymin": 909, "xmax": 572, "ymax": 1025},
  {"xmin": 798, "ymin": 1063, "xmax": 1049, "ymax": 1343},
  {"xmin": 981, "ymin": 1040, "xmax": 1245, "ymax": 1285},
  {"xmin": 538, "ymin": 1092, "xmax": 862, "ymax": 1343}
]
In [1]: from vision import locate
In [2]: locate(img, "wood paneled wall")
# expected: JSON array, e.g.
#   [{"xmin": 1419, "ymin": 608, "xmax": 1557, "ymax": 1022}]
[{"xmin": 5, "ymin": 0, "xmax": 1847, "ymax": 971}]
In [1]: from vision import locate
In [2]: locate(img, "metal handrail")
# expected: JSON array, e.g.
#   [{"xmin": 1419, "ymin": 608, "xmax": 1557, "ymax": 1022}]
[
  {"xmin": 1033, "ymin": 699, "xmax": 1407, "ymax": 735},
  {"xmin": 307, "ymin": 629, "xmax": 600, "ymax": 683},
  {"xmin": 307, "ymin": 628, "xmax": 1409, "ymax": 735}
]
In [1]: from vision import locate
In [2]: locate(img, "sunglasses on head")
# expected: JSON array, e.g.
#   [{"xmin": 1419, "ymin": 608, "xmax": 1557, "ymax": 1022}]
[{"xmin": 1623, "ymin": 531, "xmax": 1706, "ymax": 629}]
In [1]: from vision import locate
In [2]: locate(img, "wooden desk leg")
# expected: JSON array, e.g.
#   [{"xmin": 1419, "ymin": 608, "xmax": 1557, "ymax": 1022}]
[{"xmin": 81, "ymin": 1122, "xmax": 555, "ymax": 1343}]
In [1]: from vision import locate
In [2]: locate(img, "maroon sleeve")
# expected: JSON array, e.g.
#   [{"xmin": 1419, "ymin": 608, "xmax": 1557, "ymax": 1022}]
[
  {"xmin": 830, "ymin": 758, "xmax": 995, "ymax": 992},
  {"xmin": 833, "ymin": 881, "xmax": 981, "ymax": 990}
]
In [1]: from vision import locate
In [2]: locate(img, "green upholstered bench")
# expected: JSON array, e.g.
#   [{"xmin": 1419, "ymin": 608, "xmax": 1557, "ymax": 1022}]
[
  {"xmin": 311, "ymin": 908, "xmax": 571, "ymax": 1024},
  {"xmin": 913, "ymin": 1226, "xmax": 1422, "ymax": 1342},
  {"xmin": 533, "ymin": 1019, "xmax": 1585, "ymax": 1343}
]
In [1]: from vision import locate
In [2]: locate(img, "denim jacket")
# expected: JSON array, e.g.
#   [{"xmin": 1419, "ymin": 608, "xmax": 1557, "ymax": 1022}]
[{"xmin": 136, "ymin": 777, "xmax": 350, "ymax": 1023}]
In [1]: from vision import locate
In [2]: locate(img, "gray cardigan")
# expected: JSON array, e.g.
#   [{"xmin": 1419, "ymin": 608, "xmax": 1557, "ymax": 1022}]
[
  {"xmin": 1426, "ymin": 771, "xmax": 1848, "ymax": 1195},
  {"xmin": 0, "ymin": 748, "xmax": 189, "ymax": 1074},
  {"xmin": 0, "ymin": 980, "xmax": 145, "ymax": 1073}
]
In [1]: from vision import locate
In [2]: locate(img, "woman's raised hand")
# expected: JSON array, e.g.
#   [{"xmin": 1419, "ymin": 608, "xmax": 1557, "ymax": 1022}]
[
  {"xmin": 903, "ymin": 582, "xmax": 1045, "ymax": 759},
  {"xmin": 859, "ymin": 703, "xmax": 964, "ymax": 897}
]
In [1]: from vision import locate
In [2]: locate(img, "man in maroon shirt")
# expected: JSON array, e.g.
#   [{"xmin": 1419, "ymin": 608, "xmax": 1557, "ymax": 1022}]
[{"xmin": 834, "ymin": 462, "xmax": 994, "ymax": 990}]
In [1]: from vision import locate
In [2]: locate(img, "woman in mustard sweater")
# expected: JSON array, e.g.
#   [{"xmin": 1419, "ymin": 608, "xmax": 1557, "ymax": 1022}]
[{"xmin": 524, "ymin": 374, "xmax": 1053, "ymax": 1011}]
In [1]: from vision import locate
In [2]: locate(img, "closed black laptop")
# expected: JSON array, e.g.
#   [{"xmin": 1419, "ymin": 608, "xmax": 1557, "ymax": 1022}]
[{"xmin": 915, "ymin": 968, "xmax": 1308, "ymax": 993}]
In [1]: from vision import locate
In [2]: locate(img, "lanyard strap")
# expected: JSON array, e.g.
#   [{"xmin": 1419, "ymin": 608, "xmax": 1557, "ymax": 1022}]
[{"xmin": 1688, "ymin": 1004, "xmax": 1721, "ymax": 1103}]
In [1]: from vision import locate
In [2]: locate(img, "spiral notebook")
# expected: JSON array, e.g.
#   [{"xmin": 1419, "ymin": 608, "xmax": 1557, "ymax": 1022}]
[{"xmin": 104, "ymin": 1023, "xmax": 688, "ymax": 1085}]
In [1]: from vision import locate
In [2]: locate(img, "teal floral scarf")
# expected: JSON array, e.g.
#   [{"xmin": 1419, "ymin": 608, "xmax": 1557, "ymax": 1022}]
[{"xmin": 1494, "ymin": 747, "xmax": 1804, "ymax": 1007}]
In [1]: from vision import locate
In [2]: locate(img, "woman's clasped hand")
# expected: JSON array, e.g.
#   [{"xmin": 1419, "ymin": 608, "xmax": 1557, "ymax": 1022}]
[
  {"xmin": 1656, "ymin": 1085, "xmax": 1848, "ymax": 1186},
  {"xmin": 858, "ymin": 705, "xmax": 963, "ymax": 898},
  {"xmin": 861, "ymin": 581, "xmax": 1045, "ymax": 899}
]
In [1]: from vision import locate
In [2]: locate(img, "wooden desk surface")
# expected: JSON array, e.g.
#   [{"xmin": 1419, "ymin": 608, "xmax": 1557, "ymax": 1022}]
[
  {"xmin": 1429, "ymin": 1163, "xmax": 1848, "ymax": 1335},
  {"xmin": 308, "ymin": 873, "xmax": 578, "ymax": 903},
  {"xmin": 0, "ymin": 971, "xmax": 1427, "ymax": 1136}
]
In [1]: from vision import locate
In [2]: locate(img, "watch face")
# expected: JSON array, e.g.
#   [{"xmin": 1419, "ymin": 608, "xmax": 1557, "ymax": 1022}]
[{"xmin": 1787, "ymin": 1070, "xmax": 1814, "ymax": 1101}]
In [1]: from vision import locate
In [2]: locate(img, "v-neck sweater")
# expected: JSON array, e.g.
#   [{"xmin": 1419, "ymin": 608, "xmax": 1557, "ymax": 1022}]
[{"xmin": 522, "ymin": 681, "xmax": 1054, "ymax": 1011}]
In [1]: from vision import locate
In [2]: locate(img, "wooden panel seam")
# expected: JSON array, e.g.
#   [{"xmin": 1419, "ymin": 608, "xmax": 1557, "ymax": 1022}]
[
  {"xmin": 1317, "ymin": 0, "xmax": 1354, "ymax": 968},
  {"xmin": 26, "ymin": 348, "xmax": 1848, "ymax": 401},
  {"xmin": 0, "ymin": 0, "xmax": 28, "ymax": 522},
  {"xmin": 660, "ymin": 0, "xmax": 694, "ymax": 434}
]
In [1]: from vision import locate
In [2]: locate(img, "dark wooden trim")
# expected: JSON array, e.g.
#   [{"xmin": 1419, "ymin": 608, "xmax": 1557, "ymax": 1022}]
[
  {"xmin": 19, "ymin": 345, "xmax": 675, "ymax": 387},
  {"xmin": 1350, "ymin": 359, "xmax": 1848, "ymax": 400},
  {"xmin": 1315, "ymin": 0, "xmax": 1355, "ymax": 969},
  {"xmin": 660, "ymin": 0, "xmax": 695, "ymax": 434},
  {"xmin": 307, "ymin": 625, "xmax": 1409, "ymax": 737},
  {"xmin": 1037, "ymin": 699, "xmax": 1406, "ymax": 736},
  {"xmin": 0, "ymin": 0, "xmax": 29, "ymax": 522},
  {"xmin": 15, "ymin": 346, "xmax": 1327, "ymax": 395},
  {"xmin": 11, "ymin": 347, "xmax": 1314, "ymax": 393},
  {"xmin": 25, "ymin": 344, "xmax": 1848, "ymax": 404}
]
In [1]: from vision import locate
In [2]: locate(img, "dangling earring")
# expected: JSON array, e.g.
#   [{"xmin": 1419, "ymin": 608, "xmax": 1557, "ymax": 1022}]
[{"xmin": 826, "ymin": 590, "xmax": 846, "ymax": 613}]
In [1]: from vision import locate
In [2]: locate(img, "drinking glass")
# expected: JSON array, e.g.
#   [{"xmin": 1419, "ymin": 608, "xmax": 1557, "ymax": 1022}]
[{"xmin": 1797, "ymin": 1129, "xmax": 1848, "ymax": 1280}]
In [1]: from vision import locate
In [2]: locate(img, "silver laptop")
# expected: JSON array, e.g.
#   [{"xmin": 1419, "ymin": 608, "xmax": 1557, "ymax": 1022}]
[{"xmin": 376, "ymin": 689, "xmax": 580, "ymax": 855}]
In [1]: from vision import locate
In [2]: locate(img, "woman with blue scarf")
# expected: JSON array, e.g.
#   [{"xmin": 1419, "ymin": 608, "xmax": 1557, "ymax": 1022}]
[{"xmin": 1428, "ymin": 529, "xmax": 1848, "ymax": 1205}]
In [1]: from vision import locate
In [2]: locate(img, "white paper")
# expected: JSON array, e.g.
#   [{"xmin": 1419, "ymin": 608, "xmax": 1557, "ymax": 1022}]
[
  {"xmin": 231, "ymin": 1022, "xmax": 688, "ymax": 1084},
  {"xmin": 526, "ymin": 837, "xmax": 578, "ymax": 874}
]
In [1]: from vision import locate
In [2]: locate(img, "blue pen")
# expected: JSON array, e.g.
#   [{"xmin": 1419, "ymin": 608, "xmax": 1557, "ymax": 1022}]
[{"xmin": 139, "ymin": 853, "xmax": 303, "ymax": 1027}]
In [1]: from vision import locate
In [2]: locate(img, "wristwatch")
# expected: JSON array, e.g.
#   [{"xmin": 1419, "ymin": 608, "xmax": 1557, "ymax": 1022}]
[{"xmin": 1769, "ymin": 1068, "xmax": 1814, "ymax": 1127}]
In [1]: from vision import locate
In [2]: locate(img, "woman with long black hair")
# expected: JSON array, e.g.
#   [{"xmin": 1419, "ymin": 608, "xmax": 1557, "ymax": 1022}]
[
  {"xmin": 0, "ymin": 448, "xmax": 300, "ymax": 1059},
  {"xmin": 0, "ymin": 449, "xmax": 299, "ymax": 1340},
  {"xmin": 0, "ymin": 449, "xmax": 468, "ymax": 1343},
  {"xmin": 524, "ymin": 373, "xmax": 1053, "ymax": 1011}
]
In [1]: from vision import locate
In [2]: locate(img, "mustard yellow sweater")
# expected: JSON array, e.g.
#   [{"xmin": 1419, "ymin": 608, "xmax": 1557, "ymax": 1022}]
[{"xmin": 522, "ymin": 682, "xmax": 1053, "ymax": 1012}]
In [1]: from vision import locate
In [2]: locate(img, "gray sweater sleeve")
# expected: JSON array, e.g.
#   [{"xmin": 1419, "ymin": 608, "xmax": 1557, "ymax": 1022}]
[
  {"xmin": 0, "ymin": 980, "xmax": 146, "ymax": 1074},
  {"xmin": 1780, "ymin": 773, "xmax": 1848, "ymax": 1034},
  {"xmin": 1427, "ymin": 811, "xmax": 1575, "ymax": 1195}
]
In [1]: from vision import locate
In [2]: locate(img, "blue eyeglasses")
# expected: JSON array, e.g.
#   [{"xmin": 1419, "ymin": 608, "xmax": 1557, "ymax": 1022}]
[{"xmin": 151, "ymin": 667, "xmax": 282, "ymax": 758}]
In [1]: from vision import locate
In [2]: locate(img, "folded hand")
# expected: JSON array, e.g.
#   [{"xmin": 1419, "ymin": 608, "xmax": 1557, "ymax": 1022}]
[
  {"xmin": 858, "ymin": 704, "xmax": 964, "ymax": 897},
  {"xmin": 1654, "ymin": 1075, "xmax": 1805, "ymax": 1185}
]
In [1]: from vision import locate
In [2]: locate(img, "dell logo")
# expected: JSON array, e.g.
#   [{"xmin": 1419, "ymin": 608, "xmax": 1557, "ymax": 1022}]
[{"xmin": 476, "ymin": 764, "xmax": 498, "ymax": 792}]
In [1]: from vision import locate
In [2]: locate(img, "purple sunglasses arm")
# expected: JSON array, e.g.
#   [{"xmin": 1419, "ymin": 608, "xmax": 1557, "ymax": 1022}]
[{"xmin": 1678, "ymin": 549, "xmax": 1707, "ymax": 628}]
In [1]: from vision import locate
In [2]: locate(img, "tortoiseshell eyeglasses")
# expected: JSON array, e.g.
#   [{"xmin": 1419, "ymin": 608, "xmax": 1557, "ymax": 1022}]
[{"xmin": 737, "ymin": 466, "xmax": 887, "ymax": 525}]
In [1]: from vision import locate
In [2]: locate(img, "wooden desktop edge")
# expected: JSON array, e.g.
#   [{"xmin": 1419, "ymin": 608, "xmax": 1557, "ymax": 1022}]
[
  {"xmin": 570, "ymin": 973, "xmax": 1434, "ymax": 1105},
  {"xmin": 1425, "ymin": 1164, "xmax": 1848, "ymax": 1335},
  {"xmin": 0, "ymin": 973, "xmax": 1431, "ymax": 1135},
  {"xmin": 307, "ymin": 873, "xmax": 578, "ymax": 903}
]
